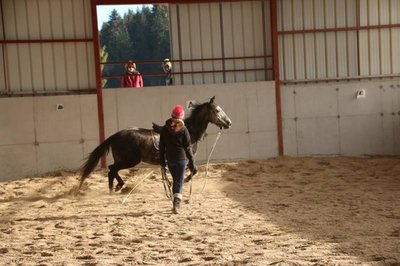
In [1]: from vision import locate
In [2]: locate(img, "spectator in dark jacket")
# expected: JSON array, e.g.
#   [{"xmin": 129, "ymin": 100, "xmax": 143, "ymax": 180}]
[
  {"xmin": 162, "ymin": 58, "xmax": 173, "ymax": 86},
  {"xmin": 159, "ymin": 104, "xmax": 197, "ymax": 214}
]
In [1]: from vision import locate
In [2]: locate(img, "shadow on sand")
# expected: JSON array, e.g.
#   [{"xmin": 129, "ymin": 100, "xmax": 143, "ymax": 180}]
[{"xmin": 219, "ymin": 157, "xmax": 400, "ymax": 265}]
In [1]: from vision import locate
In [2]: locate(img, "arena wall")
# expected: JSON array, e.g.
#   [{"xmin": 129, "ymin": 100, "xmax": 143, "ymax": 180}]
[
  {"xmin": 1, "ymin": 79, "xmax": 400, "ymax": 181},
  {"xmin": 282, "ymin": 79, "xmax": 400, "ymax": 156},
  {"xmin": 0, "ymin": 81, "xmax": 278, "ymax": 181}
]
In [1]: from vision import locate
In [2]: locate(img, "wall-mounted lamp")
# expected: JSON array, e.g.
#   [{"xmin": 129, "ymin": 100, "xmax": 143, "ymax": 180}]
[{"xmin": 356, "ymin": 89, "xmax": 366, "ymax": 99}]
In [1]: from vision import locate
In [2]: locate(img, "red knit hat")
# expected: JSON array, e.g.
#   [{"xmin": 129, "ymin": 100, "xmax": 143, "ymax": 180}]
[{"xmin": 171, "ymin": 105, "xmax": 184, "ymax": 119}]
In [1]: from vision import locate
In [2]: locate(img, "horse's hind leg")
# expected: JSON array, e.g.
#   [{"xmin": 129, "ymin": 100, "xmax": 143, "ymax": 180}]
[
  {"xmin": 109, "ymin": 160, "xmax": 140, "ymax": 193},
  {"xmin": 114, "ymin": 172, "xmax": 125, "ymax": 192},
  {"xmin": 108, "ymin": 164, "xmax": 126, "ymax": 193},
  {"xmin": 108, "ymin": 165, "xmax": 118, "ymax": 193}
]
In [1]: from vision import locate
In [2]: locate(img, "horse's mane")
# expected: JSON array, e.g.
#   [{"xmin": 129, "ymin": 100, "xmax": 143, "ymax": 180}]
[
  {"xmin": 184, "ymin": 101, "xmax": 211, "ymax": 143},
  {"xmin": 185, "ymin": 101, "xmax": 208, "ymax": 123},
  {"xmin": 150, "ymin": 99, "xmax": 212, "ymax": 143}
]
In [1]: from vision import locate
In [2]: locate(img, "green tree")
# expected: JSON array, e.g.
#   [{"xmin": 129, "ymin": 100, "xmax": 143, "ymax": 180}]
[
  {"xmin": 99, "ymin": 5, "xmax": 171, "ymax": 87},
  {"xmin": 100, "ymin": 9, "xmax": 133, "ymax": 87},
  {"xmin": 100, "ymin": 45, "xmax": 108, "ymax": 87}
]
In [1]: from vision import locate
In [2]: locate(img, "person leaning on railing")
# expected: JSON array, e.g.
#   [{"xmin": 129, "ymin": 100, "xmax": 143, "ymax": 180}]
[
  {"xmin": 121, "ymin": 60, "xmax": 143, "ymax": 88},
  {"xmin": 162, "ymin": 58, "xmax": 173, "ymax": 86}
]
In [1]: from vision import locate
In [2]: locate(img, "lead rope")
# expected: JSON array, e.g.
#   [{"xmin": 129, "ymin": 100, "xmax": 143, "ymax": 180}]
[
  {"xmin": 162, "ymin": 131, "xmax": 222, "ymax": 203},
  {"xmin": 161, "ymin": 167, "xmax": 173, "ymax": 200},
  {"xmin": 200, "ymin": 131, "xmax": 222, "ymax": 194},
  {"xmin": 122, "ymin": 171, "xmax": 154, "ymax": 204}
]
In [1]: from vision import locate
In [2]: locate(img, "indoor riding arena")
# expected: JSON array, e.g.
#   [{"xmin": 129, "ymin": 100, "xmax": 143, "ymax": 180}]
[{"xmin": 0, "ymin": 0, "xmax": 399, "ymax": 265}]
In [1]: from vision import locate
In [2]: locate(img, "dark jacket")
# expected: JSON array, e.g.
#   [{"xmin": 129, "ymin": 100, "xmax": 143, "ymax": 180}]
[{"xmin": 159, "ymin": 119, "xmax": 194, "ymax": 166}]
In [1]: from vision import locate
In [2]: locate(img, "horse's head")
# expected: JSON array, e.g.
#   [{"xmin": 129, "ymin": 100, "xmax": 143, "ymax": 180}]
[
  {"xmin": 207, "ymin": 96, "xmax": 232, "ymax": 129},
  {"xmin": 186, "ymin": 96, "xmax": 232, "ymax": 142}
]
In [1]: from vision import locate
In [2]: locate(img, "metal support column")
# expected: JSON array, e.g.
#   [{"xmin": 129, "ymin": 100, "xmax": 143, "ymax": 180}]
[
  {"xmin": 270, "ymin": 0, "xmax": 284, "ymax": 156},
  {"xmin": 90, "ymin": 0, "xmax": 106, "ymax": 168}
]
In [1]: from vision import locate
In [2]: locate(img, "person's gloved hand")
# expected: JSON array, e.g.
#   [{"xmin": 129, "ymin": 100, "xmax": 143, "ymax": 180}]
[
  {"xmin": 188, "ymin": 161, "xmax": 197, "ymax": 176},
  {"xmin": 160, "ymin": 161, "xmax": 167, "ymax": 172}
]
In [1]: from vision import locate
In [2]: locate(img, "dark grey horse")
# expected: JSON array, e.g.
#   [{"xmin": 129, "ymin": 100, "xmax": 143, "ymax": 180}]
[{"xmin": 79, "ymin": 96, "xmax": 232, "ymax": 192}]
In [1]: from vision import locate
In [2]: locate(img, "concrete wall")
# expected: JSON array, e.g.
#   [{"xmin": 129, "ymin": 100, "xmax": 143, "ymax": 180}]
[
  {"xmin": 282, "ymin": 79, "xmax": 400, "ymax": 156},
  {"xmin": 0, "ymin": 94, "xmax": 99, "ymax": 181},
  {"xmin": 0, "ymin": 81, "xmax": 278, "ymax": 181},
  {"xmin": 2, "ymin": 78, "xmax": 399, "ymax": 181}
]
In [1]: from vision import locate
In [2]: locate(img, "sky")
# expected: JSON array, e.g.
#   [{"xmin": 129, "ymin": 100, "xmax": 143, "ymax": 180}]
[{"xmin": 97, "ymin": 5, "xmax": 150, "ymax": 30}]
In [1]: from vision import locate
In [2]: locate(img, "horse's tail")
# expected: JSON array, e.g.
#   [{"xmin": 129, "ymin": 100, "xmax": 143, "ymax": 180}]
[{"xmin": 79, "ymin": 135, "xmax": 113, "ymax": 188}]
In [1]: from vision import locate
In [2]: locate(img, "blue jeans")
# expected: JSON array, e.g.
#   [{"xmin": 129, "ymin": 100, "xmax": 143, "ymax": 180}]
[{"xmin": 167, "ymin": 160, "xmax": 186, "ymax": 194}]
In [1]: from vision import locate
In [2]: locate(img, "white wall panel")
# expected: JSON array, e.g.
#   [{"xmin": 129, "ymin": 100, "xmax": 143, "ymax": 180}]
[
  {"xmin": 73, "ymin": 0, "xmax": 87, "ymax": 38},
  {"xmin": 76, "ymin": 44, "xmax": 91, "ymax": 89},
  {"xmin": 199, "ymin": 3, "xmax": 214, "ymax": 84},
  {"xmin": 337, "ymin": 32, "xmax": 348, "ymax": 76},
  {"xmin": 53, "ymin": 44, "xmax": 67, "ymax": 90},
  {"xmin": 279, "ymin": 0, "xmax": 399, "ymax": 81},
  {"xmin": 170, "ymin": 1, "xmax": 271, "ymax": 85},
  {"xmin": 86, "ymin": 43, "xmax": 96, "ymax": 88},
  {"xmin": 369, "ymin": 29, "xmax": 380, "ymax": 75},
  {"xmin": 314, "ymin": 0, "xmax": 325, "ymax": 29},
  {"xmin": 41, "ymin": 43, "xmax": 56, "ymax": 90},
  {"xmin": 38, "ymin": 0, "xmax": 52, "ymax": 39},
  {"xmin": 83, "ymin": 0, "xmax": 92, "ymax": 39},
  {"xmin": 340, "ymin": 115, "xmax": 383, "ymax": 155},
  {"xmin": 0, "ymin": 47, "xmax": 5, "ymax": 90},
  {"xmin": 0, "ymin": 5, "xmax": 3, "ymax": 40},
  {"xmin": 210, "ymin": 3, "xmax": 223, "ymax": 83},
  {"xmin": 3, "ymin": 0, "xmax": 17, "ymax": 39},
  {"xmin": 15, "ymin": 0, "xmax": 29, "ymax": 39},
  {"xmin": 168, "ymin": 5, "xmax": 181, "ymax": 85},
  {"xmin": 1, "ymin": 0, "xmax": 94, "ymax": 94},
  {"xmin": 50, "ymin": 0, "xmax": 64, "ymax": 39},
  {"xmin": 65, "ymin": 43, "xmax": 79, "ymax": 90},
  {"xmin": 347, "ymin": 32, "xmax": 359, "ymax": 76},
  {"xmin": 6, "ymin": 44, "xmax": 20, "ymax": 91},
  {"xmin": 18, "ymin": 44, "xmax": 33, "ymax": 91},
  {"xmin": 221, "ymin": 2, "xmax": 235, "ymax": 83},
  {"xmin": 315, "ymin": 34, "xmax": 327, "ymax": 78},
  {"xmin": 188, "ymin": 4, "xmax": 203, "ymax": 85},
  {"xmin": 243, "ymin": 2, "xmax": 255, "ymax": 82},
  {"xmin": 62, "ymin": 0, "xmax": 75, "ymax": 38},
  {"xmin": 297, "ymin": 117, "xmax": 340, "ymax": 156},
  {"xmin": 26, "ymin": 0, "xmax": 41, "ymax": 39},
  {"xmin": 30, "ymin": 44, "xmax": 44, "ymax": 90},
  {"xmin": 177, "ymin": 5, "xmax": 193, "ymax": 85},
  {"xmin": 392, "ymin": 29, "xmax": 400, "ymax": 73},
  {"xmin": 257, "ymin": 1, "xmax": 269, "ymax": 80},
  {"xmin": 232, "ymin": 2, "xmax": 245, "ymax": 83}
]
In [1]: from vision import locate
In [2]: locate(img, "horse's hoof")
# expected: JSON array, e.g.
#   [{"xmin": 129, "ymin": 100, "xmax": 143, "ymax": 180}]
[
  {"xmin": 115, "ymin": 184, "xmax": 123, "ymax": 192},
  {"xmin": 184, "ymin": 176, "xmax": 192, "ymax": 183}
]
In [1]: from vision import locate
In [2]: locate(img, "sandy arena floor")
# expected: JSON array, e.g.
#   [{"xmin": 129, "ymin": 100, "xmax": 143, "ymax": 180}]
[{"xmin": 0, "ymin": 156, "xmax": 399, "ymax": 265}]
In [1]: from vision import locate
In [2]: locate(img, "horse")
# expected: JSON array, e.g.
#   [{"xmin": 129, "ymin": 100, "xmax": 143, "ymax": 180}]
[{"xmin": 79, "ymin": 96, "xmax": 232, "ymax": 193}]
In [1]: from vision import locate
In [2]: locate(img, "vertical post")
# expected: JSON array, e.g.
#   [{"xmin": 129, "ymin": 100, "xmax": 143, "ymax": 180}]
[
  {"xmin": 90, "ymin": 0, "xmax": 106, "ymax": 168},
  {"xmin": 0, "ymin": 0, "xmax": 8, "ymax": 93},
  {"xmin": 270, "ymin": 0, "xmax": 284, "ymax": 156}
]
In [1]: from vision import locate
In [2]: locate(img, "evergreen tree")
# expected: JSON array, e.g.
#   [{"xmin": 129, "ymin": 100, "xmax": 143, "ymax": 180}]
[
  {"xmin": 100, "ymin": 46, "xmax": 108, "ymax": 87},
  {"xmin": 100, "ymin": 9, "xmax": 133, "ymax": 87},
  {"xmin": 99, "ymin": 5, "xmax": 171, "ymax": 87}
]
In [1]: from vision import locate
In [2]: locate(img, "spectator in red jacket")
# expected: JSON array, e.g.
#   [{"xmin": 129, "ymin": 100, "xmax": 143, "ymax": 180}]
[{"xmin": 121, "ymin": 60, "xmax": 143, "ymax": 88}]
